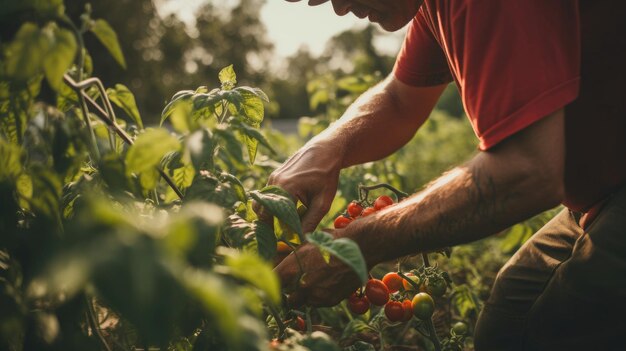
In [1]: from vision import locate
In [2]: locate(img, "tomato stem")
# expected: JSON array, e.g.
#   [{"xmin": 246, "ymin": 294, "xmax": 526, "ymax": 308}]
[
  {"xmin": 358, "ymin": 183, "xmax": 410, "ymax": 202},
  {"xmin": 268, "ymin": 304, "xmax": 287, "ymax": 339}
]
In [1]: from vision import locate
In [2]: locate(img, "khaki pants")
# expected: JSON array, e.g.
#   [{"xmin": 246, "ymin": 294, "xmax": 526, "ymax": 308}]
[{"xmin": 474, "ymin": 186, "xmax": 626, "ymax": 350}]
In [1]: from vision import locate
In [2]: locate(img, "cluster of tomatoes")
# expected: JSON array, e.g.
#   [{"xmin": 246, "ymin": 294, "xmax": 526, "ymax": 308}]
[
  {"xmin": 334, "ymin": 195, "xmax": 395, "ymax": 229},
  {"xmin": 346, "ymin": 271, "xmax": 448, "ymax": 323}
]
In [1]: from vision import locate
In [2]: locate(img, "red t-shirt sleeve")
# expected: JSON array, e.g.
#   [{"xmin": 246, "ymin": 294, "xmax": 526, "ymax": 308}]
[
  {"xmin": 393, "ymin": 11, "xmax": 453, "ymax": 87},
  {"xmin": 462, "ymin": 1, "xmax": 580, "ymax": 150},
  {"xmin": 395, "ymin": 1, "xmax": 581, "ymax": 151}
]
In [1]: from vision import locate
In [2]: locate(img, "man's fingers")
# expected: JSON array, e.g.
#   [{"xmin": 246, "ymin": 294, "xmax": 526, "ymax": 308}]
[{"xmin": 300, "ymin": 197, "xmax": 328, "ymax": 234}]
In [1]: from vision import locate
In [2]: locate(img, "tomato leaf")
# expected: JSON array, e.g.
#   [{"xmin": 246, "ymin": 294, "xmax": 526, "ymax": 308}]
[
  {"xmin": 233, "ymin": 87, "xmax": 265, "ymax": 125},
  {"xmin": 219, "ymin": 172, "xmax": 246, "ymax": 203},
  {"xmin": 43, "ymin": 26, "xmax": 77, "ymax": 91},
  {"xmin": 306, "ymin": 231, "xmax": 368, "ymax": 285},
  {"xmin": 186, "ymin": 128, "xmax": 215, "ymax": 171},
  {"xmin": 248, "ymin": 186, "xmax": 302, "ymax": 241},
  {"xmin": 182, "ymin": 270, "xmax": 245, "ymax": 350},
  {"xmin": 254, "ymin": 220, "xmax": 277, "ymax": 261},
  {"xmin": 125, "ymin": 128, "xmax": 181, "ymax": 176},
  {"xmin": 4, "ymin": 22, "xmax": 50, "ymax": 81},
  {"xmin": 107, "ymin": 84, "xmax": 143, "ymax": 129},
  {"xmin": 218, "ymin": 247, "xmax": 281, "ymax": 306},
  {"xmin": 90, "ymin": 19, "xmax": 126, "ymax": 69},
  {"xmin": 218, "ymin": 64, "xmax": 237, "ymax": 90},
  {"xmin": 0, "ymin": 139, "xmax": 23, "ymax": 181}
]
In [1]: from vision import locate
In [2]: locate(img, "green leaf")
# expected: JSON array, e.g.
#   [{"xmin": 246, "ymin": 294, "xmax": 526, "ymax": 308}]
[
  {"xmin": 171, "ymin": 163, "xmax": 195, "ymax": 191},
  {"xmin": 4, "ymin": 22, "xmax": 50, "ymax": 81},
  {"xmin": 107, "ymin": 84, "xmax": 143, "ymax": 129},
  {"xmin": 161, "ymin": 92, "xmax": 193, "ymax": 126},
  {"xmin": 307, "ymin": 231, "xmax": 367, "ymax": 285},
  {"xmin": 43, "ymin": 26, "xmax": 76, "ymax": 91},
  {"xmin": 181, "ymin": 270, "xmax": 242, "ymax": 350},
  {"xmin": 501, "ymin": 223, "xmax": 533, "ymax": 254},
  {"xmin": 219, "ymin": 172, "xmax": 246, "ymax": 203},
  {"xmin": 214, "ymin": 128, "xmax": 244, "ymax": 165},
  {"xmin": 126, "ymin": 128, "xmax": 181, "ymax": 176},
  {"xmin": 186, "ymin": 128, "xmax": 215, "ymax": 171},
  {"xmin": 0, "ymin": 139, "xmax": 22, "ymax": 181},
  {"xmin": 90, "ymin": 19, "xmax": 126, "ymax": 69},
  {"xmin": 29, "ymin": 167, "xmax": 62, "ymax": 221},
  {"xmin": 235, "ymin": 121, "xmax": 275, "ymax": 155},
  {"xmin": 233, "ymin": 87, "xmax": 265, "ymax": 125},
  {"xmin": 218, "ymin": 247, "xmax": 281, "ymax": 305},
  {"xmin": 254, "ymin": 220, "xmax": 276, "ymax": 261},
  {"xmin": 243, "ymin": 134, "xmax": 258, "ymax": 165},
  {"xmin": 248, "ymin": 186, "xmax": 302, "ymax": 240},
  {"xmin": 218, "ymin": 65, "xmax": 236, "ymax": 90},
  {"xmin": 309, "ymin": 89, "xmax": 329, "ymax": 110}
]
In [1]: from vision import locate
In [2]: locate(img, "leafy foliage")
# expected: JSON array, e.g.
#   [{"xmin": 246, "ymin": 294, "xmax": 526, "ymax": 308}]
[{"xmin": 0, "ymin": 3, "xmax": 366, "ymax": 350}]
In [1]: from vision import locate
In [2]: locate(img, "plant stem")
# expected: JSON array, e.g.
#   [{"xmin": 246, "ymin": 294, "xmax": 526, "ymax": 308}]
[
  {"xmin": 85, "ymin": 296, "xmax": 112, "ymax": 351},
  {"xmin": 358, "ymin": 183, "xmax": 410, "ymax": 201},
  {"xmin": 425, "ymin": 317, "xmax": 442, "ymax": 351},
  {"xmin": 268, "ymin": 304, "xmax": 286, "ymax": 339}
]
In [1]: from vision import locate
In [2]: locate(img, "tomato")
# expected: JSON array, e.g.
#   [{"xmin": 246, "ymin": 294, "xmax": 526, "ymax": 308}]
[
  {"xmin": 401, "ymin": 272, "xmax": 421, "ymax": 291},
  {"xmin": 361, "ymin": 207, "xmax": 376, "ymax": 217},
  {"xmin": 334, "ymin": 215, "xmax": 352, "ymax": 229},
  {"xmin": 365, "ymin": 279, "xmax": 389, "ymax": 306},
  {"xmin": 384, "ymin": 300, "xmax": 405, "ymax": 322},
  {"xmin": 425, "ymin": 278, "xmax": 447, "ymax": 297},
  {"xmin": 452, "ymin": 321, "xmax": 469, "ymax": 336},
  {"xmin": 269, "ymin": 338, "xmax": 281, "ymax": 349},
  {"xmin": 295, "ymin": 316, "xmax": 305, "ymax": 331},
  {"xmin": 347, "ymin": 201, "xmax": 363, "ymax": 218},
  {"xmin": 347, "ymin": 292, "xmax": 370, "ymax": 315},
  {"xmin": 276, "ymin": 241, "xmax": 293, "ymax": 254},
  {"xmin": 374, "ymin": 195, "xmax": 394, "ymax": 210},
  {"xmin": 401, "ymin": 299, "xmax": 413, "ymax": 321},
  {"xmin": 411, "ymin": 292, "xmax": 435, "ymax": 320},
  {"xmin": 382, "ymin": 272, "xmax": 403, "ymax": 293}
]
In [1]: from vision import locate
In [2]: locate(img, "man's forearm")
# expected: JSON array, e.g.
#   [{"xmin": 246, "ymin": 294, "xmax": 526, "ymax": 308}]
[
  {"xmin": 342, "ymin": 110, "xmax": 566, "ymax": 266},
  {"xmin": 308, "ymin": 76, "xmax": 446, "ymax": 168}
]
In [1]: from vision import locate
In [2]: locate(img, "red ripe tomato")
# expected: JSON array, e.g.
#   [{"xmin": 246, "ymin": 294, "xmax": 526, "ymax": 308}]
[
  {"xmin": 347, "ymin": 292, "xmax": 370, "ymax": 315},
  {"xmin": 334, "ymin": 215, "xmax": 352, "ymax": 229},
  {"xmin": 384, "ymin": 300, "xmax": 405, "ymax": 322},
  {"xmin": 295, "ymin": 316, "xmax": 305, "ymax": 331},
  {"xmin": 347, "ymin": 201, "xmax": 363, "ymax": 218},
  {"xmin": 361, "ymin": 207, "xmax": 376, "ymax": 217},
  {"xmin": 365, "ymin": 279, "xmax": 390, "ymax": 306},
  {"xmin": 374, "ymin": 195, "xmax": 394, "ymax": 210},
  {"xmin": 382, "ymin": 272, "xmax": 403, "ymax": 293},
  {"xmin": 401, "ymin": 299, "xmax": 413, "ymax": 321}
]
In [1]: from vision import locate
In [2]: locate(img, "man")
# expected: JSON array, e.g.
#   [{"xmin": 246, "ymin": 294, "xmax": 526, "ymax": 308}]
[{"xmin": 272, "ymin": 0, "xmax": 626, "ymax": 349}]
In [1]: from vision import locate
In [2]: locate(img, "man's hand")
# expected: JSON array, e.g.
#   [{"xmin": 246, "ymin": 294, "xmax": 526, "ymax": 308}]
[
  {"xmin": 275, "ymin": 229, "xmax": 362, "ymax": 307},
  {"xmin": 266, "ymin": 143, "xmax": 342, "ymax": 234},
  {"xmin": 263, "ymin": 76, "xmax": 445, "ymax": 233}
]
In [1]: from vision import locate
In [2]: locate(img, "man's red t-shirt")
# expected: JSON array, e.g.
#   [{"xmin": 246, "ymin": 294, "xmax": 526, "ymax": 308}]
[{"xmin": 393, "ymin": 0, "xmax": 626, "ymax": 226}]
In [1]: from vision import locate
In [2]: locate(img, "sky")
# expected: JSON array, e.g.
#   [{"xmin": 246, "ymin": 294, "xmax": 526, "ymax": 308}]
[{"xmin": 156, "ymin": 0, "xmax": 406, "ymax": 58}]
